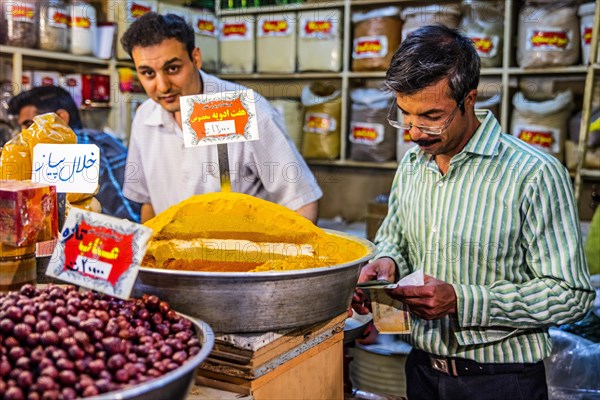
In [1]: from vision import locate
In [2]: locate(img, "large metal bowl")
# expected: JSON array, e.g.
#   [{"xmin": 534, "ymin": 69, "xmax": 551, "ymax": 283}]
[
  {"xmin": 132, "ymin": 230, "xmax": 375, "ymax": 333},
  {"xmin": 90, "ymin": 316, "xmax": 214, "ymax": 400}
]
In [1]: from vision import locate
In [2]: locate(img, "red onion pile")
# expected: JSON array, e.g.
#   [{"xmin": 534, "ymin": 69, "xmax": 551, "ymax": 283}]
[{"xmin": 0, "ymin": 284, "xmax": 202, "ymax": 400}]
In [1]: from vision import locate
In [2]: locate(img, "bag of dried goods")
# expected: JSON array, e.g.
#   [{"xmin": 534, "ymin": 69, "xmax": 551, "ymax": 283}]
[
  {"xmin": 0, "ymin": 134, "xmax": 32, "ymax": 181},
  {"xmin": 297, "ymin": 9, "xmax": 342, "ymax": 72},
  {"xmin": 511, "ymin": 90, "xmax": 573, "ymax": 162},
  {"xmin": 39, "ymin": 0, "xmax": 69, "ymax": 52},
  {"xmin": 220, "ymin": 16, "xmax": 255, "ymax": 73},
  {"xmin": 351, "ymin": 7, "xmax": 401, "ymax": 72},
  {"xmin": 191, "ymin": 9, "xmax": 219, "ymax": 72},
  {"xmin": 112, "ymin": 1, "xmax": 156, "ymax": 60},
  {"xmin": 475, "ymin": 92, "xmax": 501, "ymax": 121},
  {"xmin": 301, "ymin": 82, "xmax": 341, "ymax": 160},
  {"xmin": 349, "ymin": 88, "xmax": 396, "ymax": 162},
  {"xmin": 579, "ymin": 2, "xmax": 596, "ymax": 65},
  {"xmin": 271, "ymin": 99, "xmax": 303, "ymax": 150},
  {"xmin": 460, "ymin": 1, "xmax": 503, "ymax": 68},
  {"xmin": 517, "ymin": 1, "xmax": 580, "ymax": 68},
  {"xmin": 256, "ymin": 13, "xmax": 297, "ymax": 73},
  {"xmin": 0, "ymin": 0, "xmax": 38, "ymax": 48},
  {"xmin": 402, "ymin": 3, "xmax": 461, "ymax": 41},
  {"xmin": 69, "ymin": 1, "xmax": 97, "ymax": 56}
]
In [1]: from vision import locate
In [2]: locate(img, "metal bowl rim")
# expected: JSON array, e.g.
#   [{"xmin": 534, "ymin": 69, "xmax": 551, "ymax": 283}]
[
  {"xmin": 138, "ymin": 229, "xmax": 375, "ymax": 278},
  {"xmin": 88, "ymin": 316, "xmax": 215, "ymax": 400}
]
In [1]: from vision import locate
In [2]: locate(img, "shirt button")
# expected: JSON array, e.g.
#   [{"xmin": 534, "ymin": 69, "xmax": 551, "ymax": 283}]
[
  {"xmin": 431, "ymin": 225, "xmax": 438, "ymax": 233},
  {"xmin": 438, "ymin": 181, "xmax": 444, "ymax": 187}
]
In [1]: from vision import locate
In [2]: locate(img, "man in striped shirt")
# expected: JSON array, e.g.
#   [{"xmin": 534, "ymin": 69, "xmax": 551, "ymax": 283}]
[{"xmin": 357, "ymin": 25, "xmax": 595, "ymax": 400}]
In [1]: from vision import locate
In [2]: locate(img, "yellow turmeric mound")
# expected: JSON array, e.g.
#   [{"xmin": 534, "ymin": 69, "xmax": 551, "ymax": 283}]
[{"xmin": 143, "ymin": 192, "xmax": 368, "ymax": 272}]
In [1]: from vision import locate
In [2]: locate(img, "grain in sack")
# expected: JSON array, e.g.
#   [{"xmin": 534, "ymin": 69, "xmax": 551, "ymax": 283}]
[
  {"xmin": 256, "ymin": 13, "xmax": 296, "ymax": 73},
  {"xmin": 192, "ymin": 10, "xmax": 219, "ymax": 73},
  {"xmin": 460, "ymin": 1, "xmax": 503, "ymax": 68},
  {"xmin": 220, "ymin": 16, "xmax": 255, "ymax": 73},
  {"xmin": 517, "ymin": 1, "xmax": 580, "ymax": 68},
  {"xmin": 349, "ymin": 88, "xmax": 396, "ymax": 163},
  {"xmin": 511, "ymin": 90, "xmax": 573, "ymax": 162},
  {"xmin": 352, "ymin": 7, "xmax": 401, "ymax": 72},
  {"xmin": 301, "ymin": 83, "xmax": 341, "ymax": 160},
  {"xmin": 297, "ymin": 9, "xmax": 342, "ymax": 72}
]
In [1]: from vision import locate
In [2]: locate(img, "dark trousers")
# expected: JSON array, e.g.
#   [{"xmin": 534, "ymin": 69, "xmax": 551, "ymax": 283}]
[{"xmin": 405, "ymin": 349, "xmax": 549, "ymax": 400}]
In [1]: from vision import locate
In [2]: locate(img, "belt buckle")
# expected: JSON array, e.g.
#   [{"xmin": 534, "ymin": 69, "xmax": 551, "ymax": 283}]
[{"xmin": 430, "ymin": 355, "xmax": 458, "ymax": 377}]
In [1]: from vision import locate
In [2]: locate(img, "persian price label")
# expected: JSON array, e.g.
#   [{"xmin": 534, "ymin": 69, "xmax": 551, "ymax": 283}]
[
  {"xmin": 300, "ymin": 18, "xmax": 338, "ymax": 39},
  {"xmin": 258, "ymin": 19, "xmax": 293, "ymax": 37},
  {"xmin": 46, "ymin": 209, "xmax": 153, "ymax": 299},
  {"xmin": 466, "ymin": 34, "xmax": 499, "ymax": 58},
  {"xmin": 32, "ymin": 144, "xmax": 100, "ymax": 194},
  {"xmin": 352, "ymin": 35, "xmax": 388, "ymax": 59},
  {"xmin": 194, "ymin": 14, "xmax": 218, "ymax": 37},
  {"xmin": 180, "ymin": 90, "xmax": 259, "ymax": 147},
  {"xmin": 349, "ymin": 122, "xmax": 384, "ymax": 145},
  {"xmin": 220, "ymin": 22, "xmax": 253, "ymax": 41},
  {"xmin": 514, "ymin": 123, "xmax": 560, "ymax": 154},
  {"xmin": 526, "ymin": 28, "xmax": 573, "ymax": 51},
  {"xmin": 304, "ymin": 112, "xmax": 336, "ymax": 135}
]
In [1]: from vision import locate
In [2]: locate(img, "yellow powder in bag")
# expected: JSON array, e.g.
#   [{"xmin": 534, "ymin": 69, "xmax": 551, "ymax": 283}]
[
  {"xmin": 0, "ymin": 134, "xmax": 32, "ymax": 180},
  {"xmin": 21, "ymin": 112, "xmax": 77, "ymax": 157}
]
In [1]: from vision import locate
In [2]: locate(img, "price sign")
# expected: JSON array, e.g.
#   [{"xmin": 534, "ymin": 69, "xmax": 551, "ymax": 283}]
[
  {"xmin": 46, "ymin": 209, "xmax": 153, "ymax": 299},
  {"xmin": 32, "ymin": 144, "xmax": 100, "ymax": 193},
  {"xmin": 180, "ymin": 90, "xmax": 259, "ymax": 147}
]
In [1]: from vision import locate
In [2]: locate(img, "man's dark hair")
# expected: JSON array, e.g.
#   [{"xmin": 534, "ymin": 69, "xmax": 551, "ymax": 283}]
[
  {"xmin": 7, "ymin": 85, "xmax": 83, "ymax": 130},
  {"xmin": 120, "ymin": 12, "xmax": 195, "ymax": 60},
  {"xmin": 385, "ymin": 24, "xmax": 481, "ymax": 109}
]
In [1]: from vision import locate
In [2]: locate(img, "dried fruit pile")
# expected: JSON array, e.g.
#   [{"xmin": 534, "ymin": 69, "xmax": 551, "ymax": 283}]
[{"xmin": 0, "ymin": 284, "xmax": 201, "ymax": 400}]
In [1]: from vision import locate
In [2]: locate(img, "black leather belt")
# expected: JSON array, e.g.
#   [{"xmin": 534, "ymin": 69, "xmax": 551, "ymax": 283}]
[{"xmin": 411, "ymin": 348, "xmax": 539, "ymax": 377}]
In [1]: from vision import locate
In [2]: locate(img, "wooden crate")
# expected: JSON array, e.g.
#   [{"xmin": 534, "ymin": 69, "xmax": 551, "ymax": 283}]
[{"xmin": 192, "ymin": 315, "xmax": 346, "ymax": 399}]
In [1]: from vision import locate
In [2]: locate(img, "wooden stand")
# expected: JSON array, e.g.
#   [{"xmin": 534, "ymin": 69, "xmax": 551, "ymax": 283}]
[{"xmin": 190, "ymin": 314, "xmax": 346, "ymax": 399}]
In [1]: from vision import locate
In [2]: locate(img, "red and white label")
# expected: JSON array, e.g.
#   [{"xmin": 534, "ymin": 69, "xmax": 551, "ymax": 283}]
[
  {"xmin": 46, "ymin": 210, "xmax": 153, "ymax": 299},
  {"xmin": 300, "ymin": 18, "xmax": 337, "ymax": 39},
  {"xmin": 526, "ymin": 28, "xmax": 573, "ymax": 51},
  {"xmin": 194, "ymin": 15, "xmax": 218, "ymax": 37},
  {"xmin": 514, "ymin": 124, "xmax": 560, "ymax": 154},
  {"xmin": 258, "ymin": 19, "xmax": 293, "ymax": 37},
  {"xmin": 304, "ymin": 112, "xmax": 336, "ymax": 135},
  {"xmin": 220, "ymin": 21, "xmax": 253, "ymax": 41},
  {"xmin": 583, "ymin": 26, "xmax": 593, "ymax": 45},
  {"xmin": 9, "ymin": 3, "xmax": 35, "ymax": 23},
  {"xmin": 48, "ymin": 7, "xmax": 68, "ymax": 29},
  {"xmin": 128, "ymin": 1, "xmax": 154, "ymax": 20},
  {"xmin": 467, "ymin": 34, "xmax": 499, "ymax": 58},
  {"xmin": 352, "ymin": 35, "xmax": 388, "ymax": 59},
  {"xmin": 349, "ymin": 122, "xmax": 384, "ymax": 145}
]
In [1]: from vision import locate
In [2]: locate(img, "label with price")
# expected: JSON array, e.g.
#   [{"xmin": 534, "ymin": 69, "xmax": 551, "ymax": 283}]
[
  {"xmin": 46, "ymin": 209, "xmax": 153, "ymax": 299},
  {"xmin": 180, "ymin": 90, "xmax": 259, "ymax": 147}
]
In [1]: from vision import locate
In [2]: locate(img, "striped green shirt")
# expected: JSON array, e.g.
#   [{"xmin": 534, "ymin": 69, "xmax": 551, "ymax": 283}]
[{"xmin": 375, "ymin": 110, "xmax": 595, "ymax": 364}]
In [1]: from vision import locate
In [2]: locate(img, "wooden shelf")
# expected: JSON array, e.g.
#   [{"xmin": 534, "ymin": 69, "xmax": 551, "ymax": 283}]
[
  {"xmin": 217, "ymin": 72, "xmax": 342, "ymax": 80},
  {"xmin": 219, "ymin": 1, "xmax": 345, "ymax": 16},
  {"xmin": 506, "ymin": 66, "xmax": 588, "ymax": 75},
  {"xmin": 581, "ymin": 168, "xmax": 600, "ymax": 179},
  {"xmin": 0, "ymin": 45, "xmax": 111, "ymax": 66},
  {"xmin": 308, "ymin": 159, "xmax": 398, "ymax": 170}
]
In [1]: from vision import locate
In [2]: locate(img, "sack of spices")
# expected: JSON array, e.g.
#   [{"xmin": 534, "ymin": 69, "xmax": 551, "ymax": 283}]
[
  {"xmin": 517, "ymin": 1, "xmax": 580, "ymax": 69},
  {"xmin": 271, "ymin": 99, "xmax": 304, "ymax": 150},
  {"xmin": 349, "ymin": 88, "xmax": 396, "ymax": 163},
  {"xmin": 301, "ymin": 82, "xmax": 341, "ymax": 160},
  {"xmin": 460, "ymin": 1, "xmax": 503, "ymax": 68},
  {"xmin": 256, "ymin": 13, "xmax": 297, "ymax": 73},
  {"xmin": 112, "ymin": 1, "xmax": 156, "ymax": 60},
  {"xmin": 191, "ymin": 9, "xmax": 219, "ymax": 73},
  {"xmin": 402, "ymin": 3, "xmax": 461, "ymax": 41},
  {"xmin": 220, "ymin": 16, "xmax": 255, "ymax": 73},
  {"xmin": 351, "ymin": 7, "xmax": 401, "ymax": 72},
  {"xmin": 511, "ymin": 90, "xmax": 573, "ymax": 162},
  {"xmin": 297, "ymin": 9, "xmax": 342, "ymax": 72},
  {"xmin": 0, "ymin": 0, "xmax": 39, "ymax": 48},
  {"xmin": 39, "ymin": 0, "xmax": 69, "ymax": 52},
  {"xmin": 579, "ymin": 2, "xmax": 597, "ymax": 65}
]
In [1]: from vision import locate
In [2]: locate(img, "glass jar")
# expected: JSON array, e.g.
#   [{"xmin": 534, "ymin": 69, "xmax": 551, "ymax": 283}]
[
  {"xmin": 70, "ymin": 0, "xmax": 97, "ymax": 56},
  {"xmin": 0, "ymin": 244, "xmax": 36, "ymax": 293},
  {"xmin": 39, "ymin": 0, "xmax": 69, "ymax": 52},
  {"xmin": 0, "ymin": 1, "xmax": 39, "ymax": 48}
]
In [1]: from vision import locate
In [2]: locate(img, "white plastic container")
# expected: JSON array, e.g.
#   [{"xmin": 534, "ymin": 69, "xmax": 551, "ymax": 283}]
[
  {"xmin": 111, "ymin": 1, "xmax": 156, "ymax": 60},
  {"xmin": 191, "ymin": 10, "xmax": 219, "ymax": 73},
  {"xmin": 70, "ymin": 1, "xmax": 97, "ymax": 56},
  {"xmin": 401, "ymin": 4, "xmax": 461, "ymax": 41},
  {"xmin": 297, "ymin": 9, "xmax": 342, "ymax": 72},
  {"xmin": 219, "ymin": 16, "xmax": 255, "ymax": 73},
  {"xmin": 256, "ymin": 13, "xmax": 297, "ymax": 73},
  {"xmin": 579, "ymin": 2, "xmax": 596, "ymax": 65}
]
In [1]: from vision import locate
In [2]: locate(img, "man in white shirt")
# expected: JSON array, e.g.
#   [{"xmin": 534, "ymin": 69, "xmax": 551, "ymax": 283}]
[{"xmin": 120, "ymin": 12, "xmax": 322, "ymax": 223}]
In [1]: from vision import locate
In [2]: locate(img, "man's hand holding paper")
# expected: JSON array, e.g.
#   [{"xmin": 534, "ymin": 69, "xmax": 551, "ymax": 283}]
[{"xmin": 387, "ymin": 275, "xmax": 457, "ymax": 320}]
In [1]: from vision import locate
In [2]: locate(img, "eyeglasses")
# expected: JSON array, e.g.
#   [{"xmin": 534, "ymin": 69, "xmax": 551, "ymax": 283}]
[{"xmin": 387, "ymin": 100, "xmax": 464, "ymax": 136}]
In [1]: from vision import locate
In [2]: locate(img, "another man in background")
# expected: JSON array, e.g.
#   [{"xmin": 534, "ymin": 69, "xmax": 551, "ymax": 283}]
[{"xmin": 7, "ymin": 85, "xmax": 142, "ymax": 222}]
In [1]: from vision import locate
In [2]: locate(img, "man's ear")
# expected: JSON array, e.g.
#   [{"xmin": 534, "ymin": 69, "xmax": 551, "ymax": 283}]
[
  {"xmin": 55, "ymin": 109, "xmax": 71, "ymax": 125},
  {"xmin": 192, "ymin": 47, "xmax": 202, "ymax": 70},
  {"xmin": 465, "ymin": 89, "xmax": 478, "ymax": 107}
]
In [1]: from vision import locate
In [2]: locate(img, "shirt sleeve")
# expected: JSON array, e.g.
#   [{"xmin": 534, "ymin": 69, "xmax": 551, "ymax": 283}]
[
  {"xmin": 373, "ymin": 165, "xmax": 412, "ymax": 278},
  {"xmin": 122, "ymin": 110, "xmax": 151, "ymax": 205},
  {"xmin": 244, "ymin": 98, "xmax": 322, "ymax": 211},
  {"xmin": 452, "ymin": 161, "xmax": 595, "ymax": 335}
]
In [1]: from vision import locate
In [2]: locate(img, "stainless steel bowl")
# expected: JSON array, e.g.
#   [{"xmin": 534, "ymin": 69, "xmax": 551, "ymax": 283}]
[
  {"xmin": 90, "ymin": 316, "xmax": 214, "ymax": 400},
  {"xmin": 132, "ymin": 231, "xmax": 375, "ymax": 333}
]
